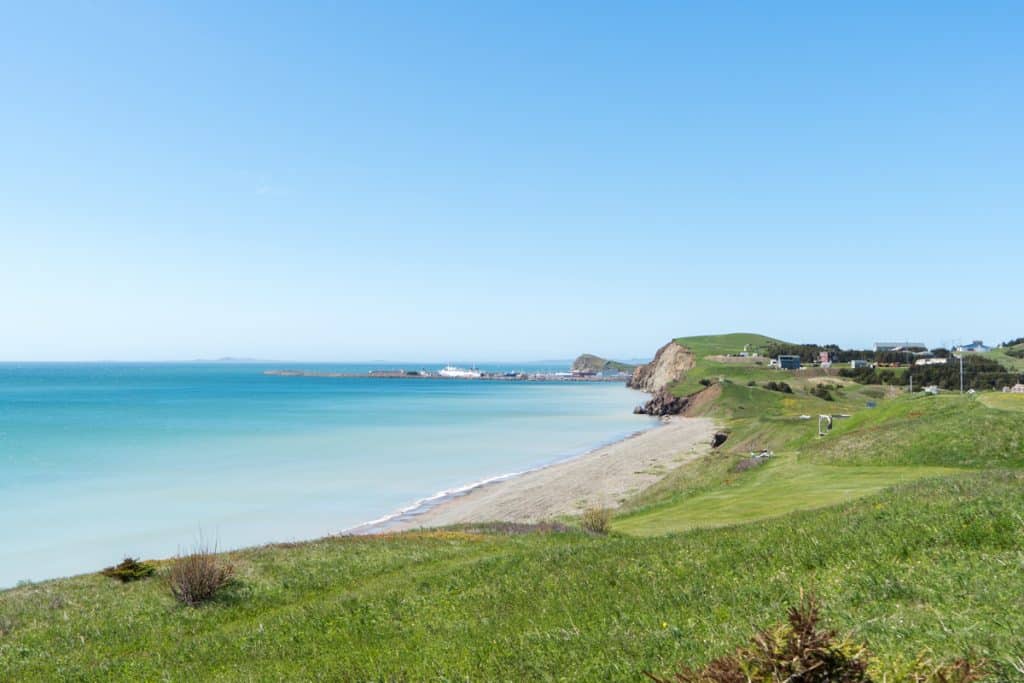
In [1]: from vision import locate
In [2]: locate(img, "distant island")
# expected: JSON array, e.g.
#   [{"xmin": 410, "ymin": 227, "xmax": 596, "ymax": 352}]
[{"xmin": 570, "ymin": 353, "xmax": 637, "ymax": 375}]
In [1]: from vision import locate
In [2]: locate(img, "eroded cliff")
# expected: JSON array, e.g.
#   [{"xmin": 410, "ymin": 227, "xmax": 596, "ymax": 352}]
[{"xmin": 626, "ymin": 340, "xmax": 695, "ymax": 393}]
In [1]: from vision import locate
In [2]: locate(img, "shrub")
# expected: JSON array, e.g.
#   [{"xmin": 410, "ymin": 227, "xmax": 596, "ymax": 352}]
[
  {"xmin": 645, "ymin": 597, "xmax": 982, "ymax": 683},
  {"xmin": 581, "ymin": 507, "xmax": 612, "ymax": 534},
  {"xmin": 747, "ymin": 380, "xmax": 757, "ymax": 387},
  {"xmin": 646, "ymin": 596, "xmax": 870, "ymax": 682},
  {"xmin": 699, "ymin": 378, "xmax": 713, "ymax": 387},
  {"xmin": 101, "ymin": 557, "xmax": 156, "ymax": 583},
  {"xmin": 810, "ymin": 384, "xmax": 835, "ymax": 401},
  {"xmin": 169, "ymin": 544, "xmax": 235, "ymax": 606},
  {"xmin": 764, "ymin": 381, "xmax": 793, "ymax": 394}
]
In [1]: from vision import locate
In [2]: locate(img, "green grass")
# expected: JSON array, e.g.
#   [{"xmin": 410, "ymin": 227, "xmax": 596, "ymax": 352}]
[
  {"xmin": 983, "ymin": 345, "xmax": 1024, "ymax": 372},
  {"xmin": 802, "ymin": 394, "xmax": 1024, "ymax": 468},
  {"xmin": 980, "ymin": 392, "xmax": 1024, "ymax": 412},
  {"xmin": 613, "ymin": 453, "xmax": 959, "ymax": 536},
  {"xmin": 3, "ymin": 475, "xmax": 1024, "ymax": 681}
]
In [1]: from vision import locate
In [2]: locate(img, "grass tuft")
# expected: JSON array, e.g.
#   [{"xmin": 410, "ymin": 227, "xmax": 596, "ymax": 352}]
[
  {"xmin": 581, "ymin": 507, "xmax": 612, "ymax": 534},
  {"xmin": 169, "ymin": 544, "xmax": 235, "ymax": 606}
]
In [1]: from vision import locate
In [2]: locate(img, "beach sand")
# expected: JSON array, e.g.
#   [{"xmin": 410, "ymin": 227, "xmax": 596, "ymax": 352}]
[{"xmin": 383, "ymin": 415, "xmax": 718, "ymax": 530}]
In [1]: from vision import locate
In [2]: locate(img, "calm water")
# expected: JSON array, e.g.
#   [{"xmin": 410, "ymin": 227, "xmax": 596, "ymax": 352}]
[{"xmin": 0, "ymin": 362, "xmax": 653, "ymax": 586}]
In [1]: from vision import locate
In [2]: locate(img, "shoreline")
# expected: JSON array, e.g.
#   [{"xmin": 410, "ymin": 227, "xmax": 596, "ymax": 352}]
[{"xmin": 348, "ymin": 414, "xmax": 717, "ymax": 534}]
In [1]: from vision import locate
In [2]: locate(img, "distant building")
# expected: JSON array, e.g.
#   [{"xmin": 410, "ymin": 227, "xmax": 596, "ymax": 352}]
[
  {"xmin": 777, "ymin": 355, "xmax": 801, "ymax": 370},
  {"xmin": 875, "ymin": 342, "xmax": 927, "ymax": 352},
  {"xmin": 915, "ymin": 358, "xmax": 949, "ymax": 366},
  {"xmin": 1012, "ymin": 383, "xmax": 1024, "ymax": 394},
  {"xmin": 818, "ymin": 351, "xmax": 832, "ymax": 364},
  {"xmin": 955, "ymin": 340, "xmax": 991, "ymax": 353},
  {"xmin": 924, "ymin": 385, "xmax": 940, "ymax": 395},
  {"xmin": 850, "ymin": 359, "xmax": 872, "ymax": 369}
]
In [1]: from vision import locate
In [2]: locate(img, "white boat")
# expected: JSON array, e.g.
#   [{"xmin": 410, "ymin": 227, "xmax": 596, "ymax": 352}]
[{"xmin": 438, "ymin": 365, "xmax": 482, "ymax": 379}]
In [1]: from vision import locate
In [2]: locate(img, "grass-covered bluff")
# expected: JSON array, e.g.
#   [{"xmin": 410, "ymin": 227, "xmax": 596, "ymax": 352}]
[{"xmin": 2, "ymin": 333, "xmax": 1023, "ymax": 681}]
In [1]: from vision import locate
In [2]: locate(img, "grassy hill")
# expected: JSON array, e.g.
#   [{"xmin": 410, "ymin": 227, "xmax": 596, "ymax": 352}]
[
  {"xmin": 984, "ymin": 343, "xmax": 1024, "ymax": 372},
  {"xmin": 571, "ymin": 353, "xmax": 636, "ymax": 374},
  {"xmin": 3, "ymin": 333, "xmax": 1024, "ymax": 681}
]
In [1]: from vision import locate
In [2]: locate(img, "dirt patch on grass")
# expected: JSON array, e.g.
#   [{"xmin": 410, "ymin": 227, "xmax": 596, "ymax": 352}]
[{"xmin": 684, "ymin": 383, "xmax": 723, "ymax": 417}]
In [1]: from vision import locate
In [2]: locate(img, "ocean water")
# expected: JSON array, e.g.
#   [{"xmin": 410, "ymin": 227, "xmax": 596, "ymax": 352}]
[{"xmin": 0, "ymin": 362, "xmax": 654, "ymax": 587}]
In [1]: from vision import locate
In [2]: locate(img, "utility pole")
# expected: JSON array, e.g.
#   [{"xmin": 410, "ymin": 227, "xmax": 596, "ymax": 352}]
[
  {"xmin": 909, "ymin": 375, "xmax": 913, "ymax": 394},
  {"xmin": 958, "ymin": 354, "xmax": 964, "ymax": 394}
]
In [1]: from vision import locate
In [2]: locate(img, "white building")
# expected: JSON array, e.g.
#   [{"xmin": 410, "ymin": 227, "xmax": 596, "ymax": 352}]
[
  {"xmin": 915, "ymin": 358, "xmax": 949, "ymax": 366},
  {"xmin": 955, "ymin": 340, "xmax": 991, "ymax": 353}
]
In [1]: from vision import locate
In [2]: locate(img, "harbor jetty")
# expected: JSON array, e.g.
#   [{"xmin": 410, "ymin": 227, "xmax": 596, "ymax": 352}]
[{"xmin": 263, "ymin": 368, "xmax": 629, "ymax": 383}]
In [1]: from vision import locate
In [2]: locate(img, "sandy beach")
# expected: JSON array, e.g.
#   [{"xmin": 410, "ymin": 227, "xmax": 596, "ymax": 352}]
[{"xmin": 382, "ymin": 415, "xmax": 718, "ymax": 531}]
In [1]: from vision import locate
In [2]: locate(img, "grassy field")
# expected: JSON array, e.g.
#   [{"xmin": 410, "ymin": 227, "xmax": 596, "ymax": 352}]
[
  {"xmin": 2, "ymin": 333, "xmax": 1023, "ymax": 681},
  {"xmin": 980, "ymin": 392, "xmax": 1024, "ymax": 412},
  {"xmin": 614, "ymin": 453, "xmax": 959, "ymax": 536},
  {"xmin": 983, "ymin": 344, "xmax": 1024, "ymax": 372}
]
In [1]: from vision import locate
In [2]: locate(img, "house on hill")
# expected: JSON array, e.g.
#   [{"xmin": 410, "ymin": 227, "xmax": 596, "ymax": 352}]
[{"xmin": 956, "ymin": 340, "xmax": 991, "ymax": 353}]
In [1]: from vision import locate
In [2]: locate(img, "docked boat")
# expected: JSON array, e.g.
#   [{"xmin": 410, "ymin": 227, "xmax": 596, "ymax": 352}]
[{"xmin": 438, "ymin": 365, "xmax": 482, "ymax": 379}]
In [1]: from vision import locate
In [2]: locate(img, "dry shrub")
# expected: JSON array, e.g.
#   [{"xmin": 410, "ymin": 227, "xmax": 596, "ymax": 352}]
[
  {"xmin": 101, "ymin": 557, "xmax": 156, "ymax": 583},
  {"xmin": 646, "ymin": 597, "xmax": 982, "ymax": 683},
  {"xmin": 169, "ymin": 544, "xmax": 234, "ymax": 606},
  {"xmin": 581, "ymin": 507, "xmax": 612, "ymax": 534}
]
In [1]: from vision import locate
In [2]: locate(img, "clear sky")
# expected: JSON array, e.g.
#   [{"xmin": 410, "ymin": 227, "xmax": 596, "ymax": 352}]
[{"xmin": 2, "ymin": 2, "xmax": 1021, "ymax": 361}]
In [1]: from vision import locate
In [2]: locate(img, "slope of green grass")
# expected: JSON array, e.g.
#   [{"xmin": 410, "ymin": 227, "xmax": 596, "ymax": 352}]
[
  {"xmin": 802, "ymin": 394, "xmax": 1024, "ymax": 468},
  {"xmin": 984, "ymin": 345, "xmax": 1024, "ymax": 372},
  {"xmin": 3, "ymin": 474, "xmax": 1024, "ymax": 681},
  {"xmin": 618, "ymin": 364, "xmax": 1022, "ymax": 539},
  {"xmin": 672, "ymin": 332, "xmax": 781, "ymax": 359},
  {"xmin": 980, "ymin": 392, "xmax": 1024, "ymax": 412},
  {"xmin": 614, "ymin": 453, "xmax": 959, "ymax": 536}
]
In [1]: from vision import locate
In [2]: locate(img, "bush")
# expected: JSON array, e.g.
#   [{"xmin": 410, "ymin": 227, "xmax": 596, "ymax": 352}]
[
  {"xmin": 747, "ymin": 380, "xmax": 757, "ymax": 387},
  {"xmin": 101, "ymin": 557, "xmax": 156, "ymax": 583},
  {"xmin": 645, "ymin": 596, "xmax": 982, "ymax": 683},
  {"xmin": 810, "ymin": 384, "xmax": 835, "ymax": 401},
  {"xmin": 581, "ymin": 507, "xmax": 612, "ymax": 534},
  {"xmin": 699, "ymin": 378, "xmax": 713, "ymax": 387},
  {"xmin": 764, "ymin": 381, "xmax": 793, "ymax": 394},
  {"xmin": 169, "ymin": 544, "xmax": 235, "ymax": 606}
]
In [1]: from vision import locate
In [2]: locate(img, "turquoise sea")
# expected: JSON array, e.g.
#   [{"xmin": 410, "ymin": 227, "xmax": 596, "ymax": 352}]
[{"xmin": 0, "ymin": 363, "xmax": 654, "ymax": 587}]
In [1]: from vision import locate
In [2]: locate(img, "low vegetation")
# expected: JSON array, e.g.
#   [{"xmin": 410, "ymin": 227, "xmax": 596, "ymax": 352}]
[
  {"xmin": 168, "ymin": 545, "xmax": 235, "ymax": 606},
  {"xmin": 647, "ymin": 596, "xmax": 982, "ymax": 683},
  {"xmin": 100, "ymin": 558, "xmax": 156, "ymax": 583},
  {"xmin": 581, "ymin": 506, "xmax": 613, "ymax": 534},
  {"xmin": 810, "ymin": 383, "xmax": 835, "ymax": 401}
]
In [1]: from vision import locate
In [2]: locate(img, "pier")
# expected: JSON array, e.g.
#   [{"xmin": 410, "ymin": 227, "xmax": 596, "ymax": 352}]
[{"xmin": 263, "ymin": 369, "xmax": 629, "ymax": 382}]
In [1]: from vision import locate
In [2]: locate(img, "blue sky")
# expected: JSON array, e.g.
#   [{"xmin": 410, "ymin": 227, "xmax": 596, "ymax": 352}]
[{"xmin": 2, "ymin": 2, "xmax": 1021, "ymax": 361}]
